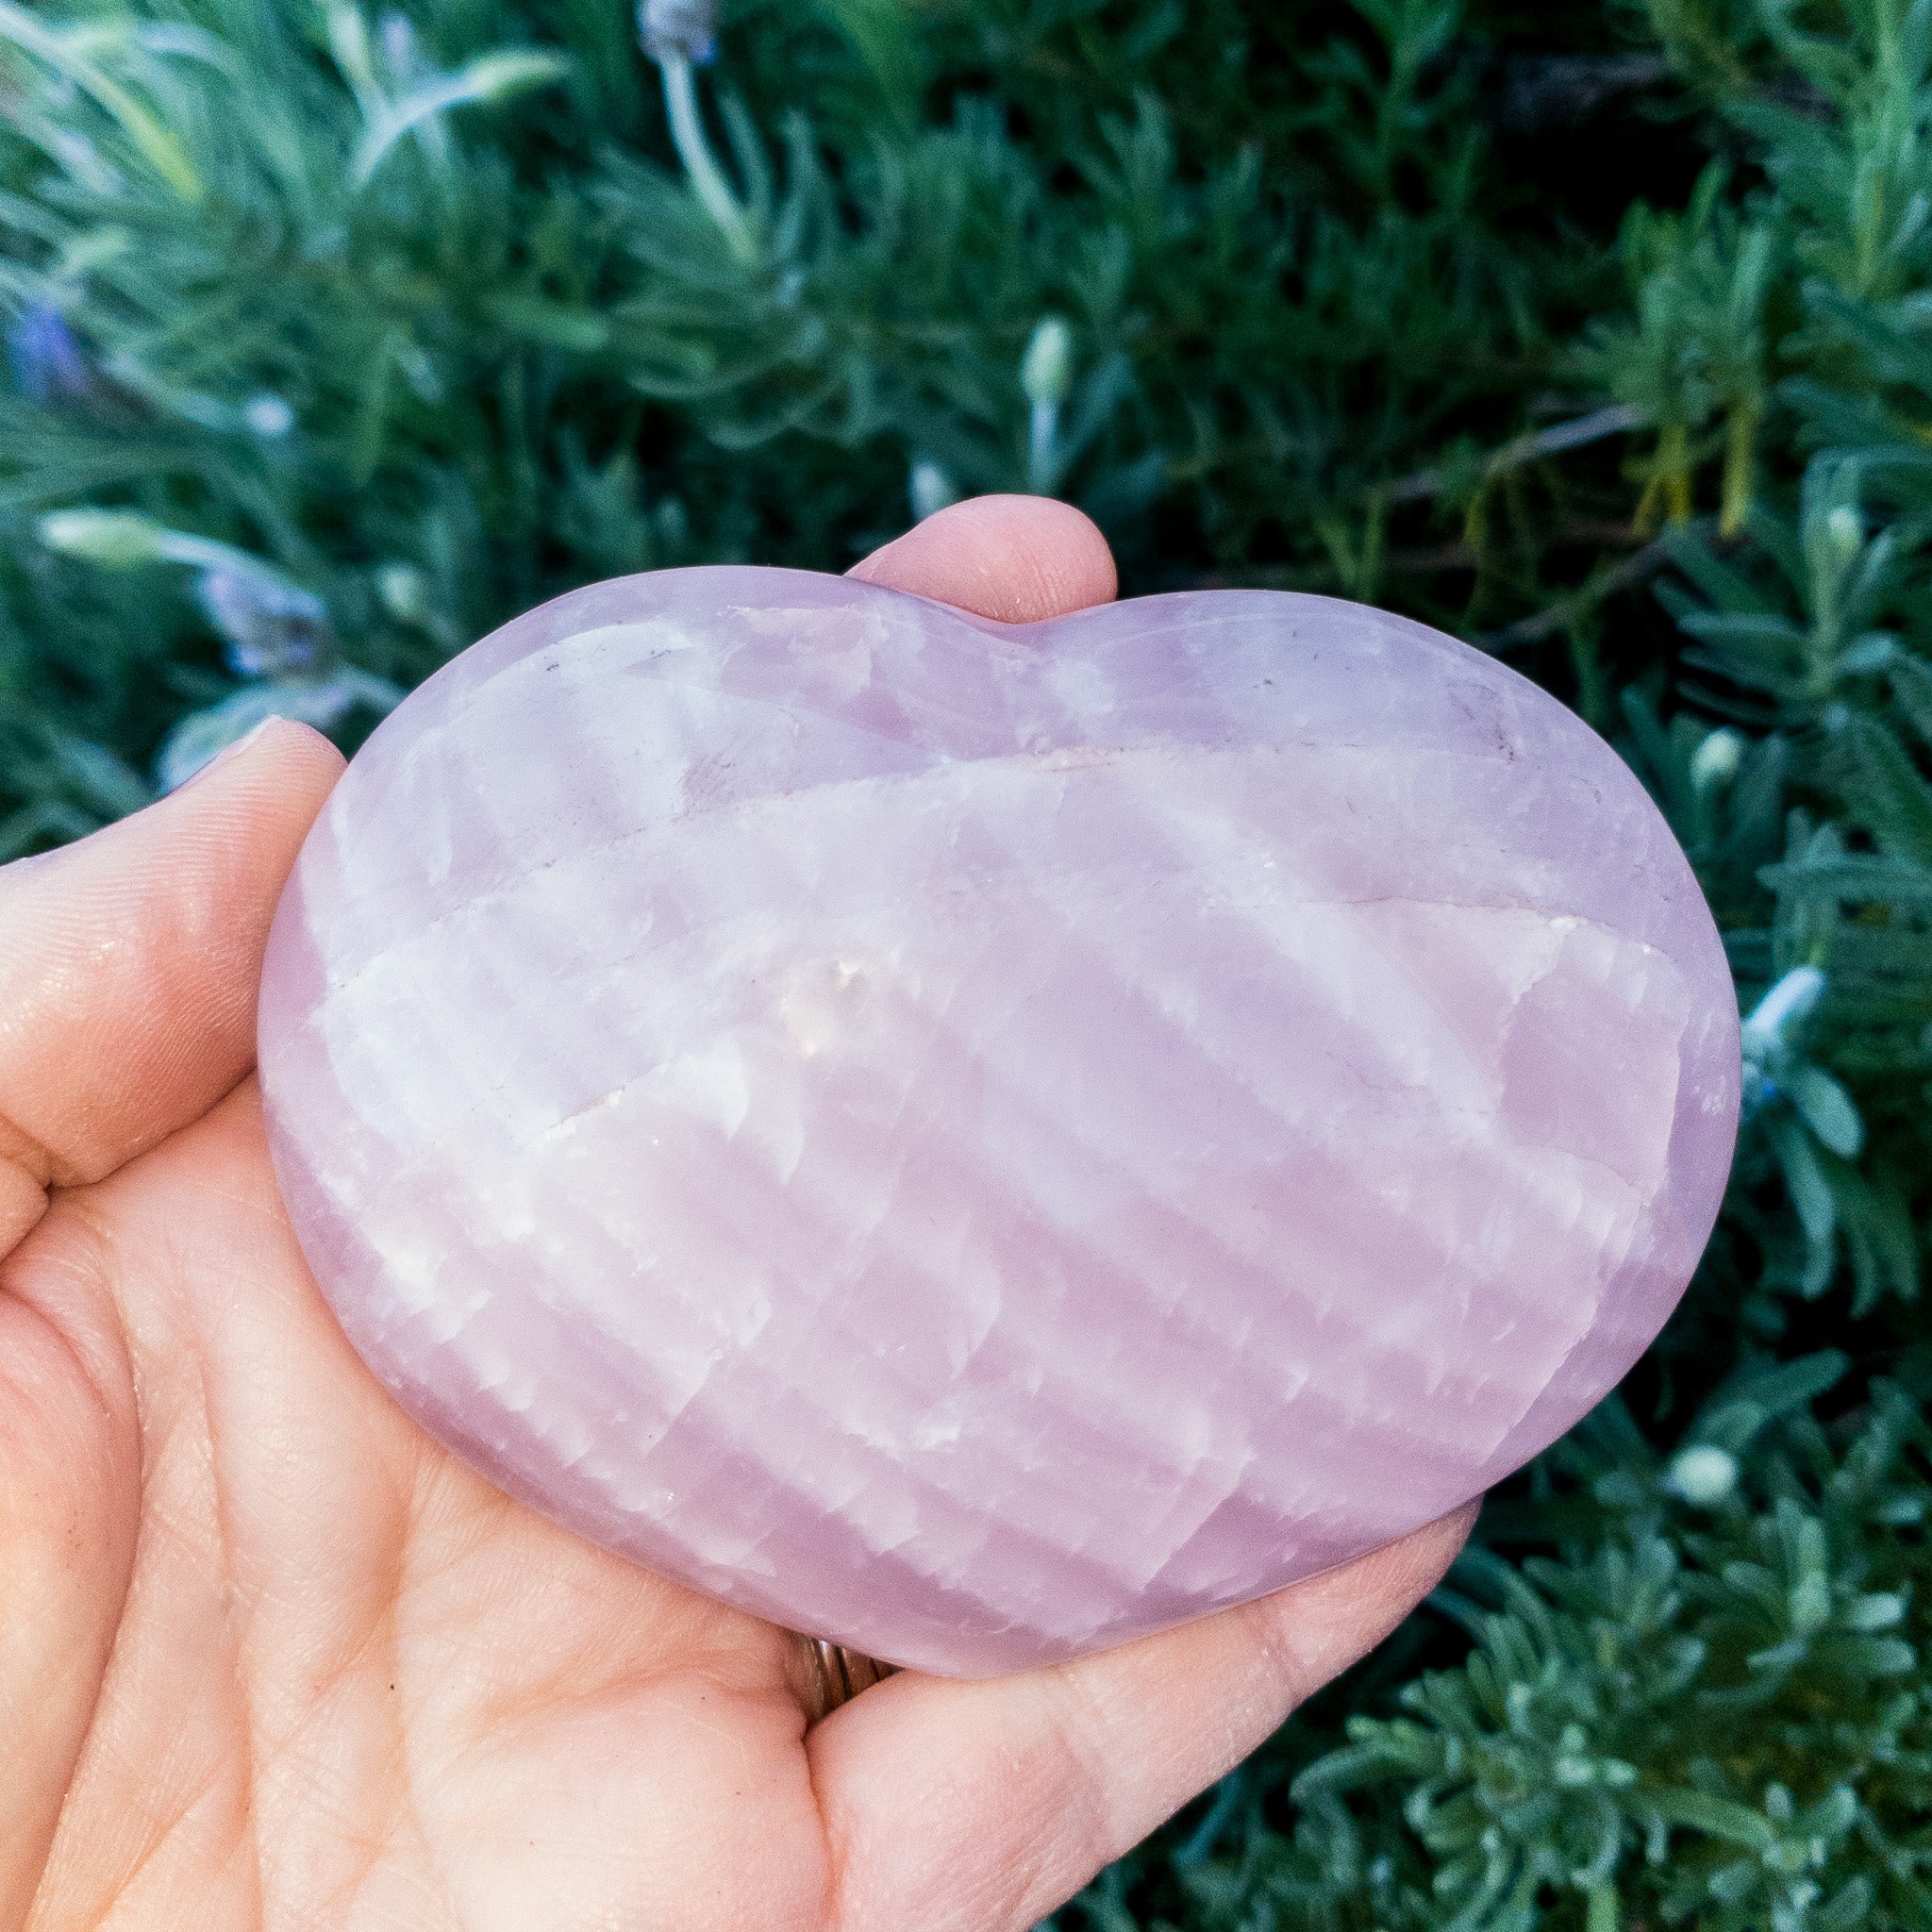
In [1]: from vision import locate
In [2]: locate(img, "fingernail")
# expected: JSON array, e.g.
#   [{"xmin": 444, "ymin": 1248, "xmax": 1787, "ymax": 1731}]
[{"xmin": 176, "ymin": 715, "xmax": 285, "ymax": 793}]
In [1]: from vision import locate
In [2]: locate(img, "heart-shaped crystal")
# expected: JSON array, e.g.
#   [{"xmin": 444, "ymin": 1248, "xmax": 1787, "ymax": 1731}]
[{"xmin": 258, "ymin": 569, "xmax": 1740, "ymax": 1676}]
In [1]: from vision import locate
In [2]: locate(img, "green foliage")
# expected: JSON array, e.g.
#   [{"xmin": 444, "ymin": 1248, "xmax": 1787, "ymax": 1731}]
[
  {"xmin": 3, "ymin": 1, "xmax": 1931, "ymax": 1926},
  {"xmin": 1075, "ymin": 1380, "xmax": 1932, "ymax": 1931},
  {"xmin": 1272, "ymin": 1374, "xmax": 1932, "ymax": 1931},
  {"xmin": 0, "ymin": 0, "xmax": 1616, "ymax": 845}
]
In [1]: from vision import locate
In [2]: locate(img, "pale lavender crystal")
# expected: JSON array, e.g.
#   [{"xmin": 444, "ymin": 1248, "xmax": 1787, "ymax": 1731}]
[{"xmin": 258, "ymin": 570, "xmax": 1740, "ymax": 1677}]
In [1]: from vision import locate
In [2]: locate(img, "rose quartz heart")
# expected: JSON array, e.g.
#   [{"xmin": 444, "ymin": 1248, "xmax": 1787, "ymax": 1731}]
[{"xmin": 258, "ymin": 568, "xmax": 1740, "ymax": 1676}]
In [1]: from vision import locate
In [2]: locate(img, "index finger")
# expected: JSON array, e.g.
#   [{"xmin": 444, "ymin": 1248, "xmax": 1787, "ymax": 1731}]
[
  {"xmin": 0, "ymin": 498, "xmax": 1106, "ymax": 1259},
  {"xmin": 0, "ymin": 721, "xmax": 344, "ymax": 1256}
]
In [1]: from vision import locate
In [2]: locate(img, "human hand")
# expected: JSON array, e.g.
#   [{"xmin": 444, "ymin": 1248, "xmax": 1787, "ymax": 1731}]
[{"xmin": 2, "ymin": 495, "xmax": 1474, "ymax": 1932}]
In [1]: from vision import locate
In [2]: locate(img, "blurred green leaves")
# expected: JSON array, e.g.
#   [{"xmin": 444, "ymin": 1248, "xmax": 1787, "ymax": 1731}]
[{"xmin": 4, "ymin": 3, "xmax": 1932, "ymax": 1927}]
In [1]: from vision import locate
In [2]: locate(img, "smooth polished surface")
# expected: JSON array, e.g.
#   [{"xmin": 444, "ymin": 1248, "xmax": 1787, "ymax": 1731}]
[{"xmin": 258, "ymin": 569, "xmax": 1740, "ymax": 1676}]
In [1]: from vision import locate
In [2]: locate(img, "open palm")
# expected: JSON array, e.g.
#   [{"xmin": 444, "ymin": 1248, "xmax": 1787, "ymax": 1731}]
[{"xmin": 0, "ymin": 498, "xmax": 1472, "ymax": 1932}]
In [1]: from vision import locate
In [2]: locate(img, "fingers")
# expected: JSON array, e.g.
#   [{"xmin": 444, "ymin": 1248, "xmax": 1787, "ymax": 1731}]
[
  {"xmin": 0, "ymin": 720, "xmax": 344, "ymax": 1256},
  {"xmin": 849, "ymin": 494, "xmax": 1117, "ymax": 621},
  {"xmin": 0, "ymin": 497, "xmax": 1102, "ymax": 1259},
  {"xmin": 839, "ymin": 490, "xmax": 1445, "ymax": 1927},
  {"xmin": 811, "ymin": 1505, "xmax": 1478, "ymax": 1932},
  {"xmin": 0, "ymin": 497, "xmax": 1110, "ymax": 1249}
]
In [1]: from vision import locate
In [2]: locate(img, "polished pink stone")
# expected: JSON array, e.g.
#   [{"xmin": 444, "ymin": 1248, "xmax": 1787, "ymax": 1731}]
[{"xmin": 258, "ymin": 569, "xmax": 1740, "ymax": 1677}]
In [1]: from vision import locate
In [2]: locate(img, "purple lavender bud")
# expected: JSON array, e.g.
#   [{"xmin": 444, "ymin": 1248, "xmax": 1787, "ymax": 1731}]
[
  {"xmin": 639, "ymin": 0, "xmax": 717, "ymax": 63},
  {"xmin": 9, "ymin": 303, "xmax": 92, "ymax": 405},
  {"xmin": 378, "ymin": 10, "xmax": 419, "ymax": 78},
  {"xmin": 196, "ymin": 569, "xmax": 339, "ymax": 680}
]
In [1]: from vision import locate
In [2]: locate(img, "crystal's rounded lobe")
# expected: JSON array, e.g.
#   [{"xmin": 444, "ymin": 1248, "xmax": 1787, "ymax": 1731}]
[{"xmin": 258, "ymin": 570, "xmax": 1740, "ymax": 1676}]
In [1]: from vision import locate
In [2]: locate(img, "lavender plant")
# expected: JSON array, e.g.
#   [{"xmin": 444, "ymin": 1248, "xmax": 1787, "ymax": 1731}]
[{"xmin": 1, "ymin": 2, "xmax": 1928, "ymax": 1926}]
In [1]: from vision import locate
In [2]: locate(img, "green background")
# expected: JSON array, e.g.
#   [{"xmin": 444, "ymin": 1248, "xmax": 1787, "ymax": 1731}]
[{"xmin": 3, "ymin": 3, "xmax": 1929, "ymax": 1924}]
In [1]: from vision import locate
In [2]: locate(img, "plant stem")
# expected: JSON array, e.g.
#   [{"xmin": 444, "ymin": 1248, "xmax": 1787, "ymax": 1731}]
[{"xmin": 658, "ymin": 52, "xmax": 758, "ymax": 266}]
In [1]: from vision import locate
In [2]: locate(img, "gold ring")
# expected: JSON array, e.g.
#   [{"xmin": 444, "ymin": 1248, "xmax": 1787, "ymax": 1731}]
[{"xmin": 800, "ymin": 1637, "xmax": 897, "ymax": 1722}]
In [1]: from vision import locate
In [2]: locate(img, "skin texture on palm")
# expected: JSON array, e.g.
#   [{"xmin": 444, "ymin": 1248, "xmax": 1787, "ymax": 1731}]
[{"xmin": 0, "ymin": 497, "xmax": 1474, "ymax": 1932}]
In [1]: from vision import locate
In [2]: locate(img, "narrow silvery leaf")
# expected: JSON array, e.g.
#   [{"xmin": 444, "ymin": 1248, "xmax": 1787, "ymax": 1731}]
[
  {"xmin": 1766, "ymin": 1112, "xmax": 1837, "ymax": 1253},
  {"xmin": 1740, "ymin": 966, "xmax": 1826, "ymax": 1059},
  {"xmin": 157, "ymin": 682, "xmax": 358, "ymax": 791},
  {"xmin": 352, "ymin": 51, "xmax": 568, "ymax": 187},
  {"xmin": 1790, "ymin": 1064, "xmax": 1864, "ymax": 1159},
  {"xmin": 155, "ymin": 673, "xmax": 401, "ymax": 792}
]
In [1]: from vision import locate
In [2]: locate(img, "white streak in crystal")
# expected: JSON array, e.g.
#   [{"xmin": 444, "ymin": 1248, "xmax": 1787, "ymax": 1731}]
[{"xmin": 258, "ymin": 571, "xmax": 1740, "ymax": 1676}]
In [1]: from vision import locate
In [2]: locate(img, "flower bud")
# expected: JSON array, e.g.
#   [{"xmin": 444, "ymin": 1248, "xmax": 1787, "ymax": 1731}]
[
  {"xmin": 378, "ymin": 9, "xmax": 419, "ymax": 77},
  {"xmin": 1021, "ymin": 315, "xmax": 1074, "ymax": 409},
  {"xmin": 376, "ymin": 561, "xmax": 431, "ymax": 625},
  {"xmin": 1690, "ymin": 726, "xmax": 1743, "ymax": 792},
  {"xmin": 9, "ymin": 302, "xmax": 91, "ymax": 405},
  {"xmin": 196, "ymin": 569, "xmax": 339, "ymax": 680},
  {"xmin": 1668, "ymin": 1443, "xmax": 1739, "ymax": 1506},
  {"xmin": 39, "ymin": 508, "xmax": 172, "ymax": 567},
  {"xmin": 1825, "ymin": 504, "xmax": 1862, "ymax": 558},
  {"xmin": 639, "ymin": 0, "xmax": 717, "ymax": 63},
  {"xmin": 244, "ymin": 392, "xmax": 295, "ymax": 438},
  {"xmin": 908, "ymin": 459, "xmax": 957, "ymax": 524}
]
